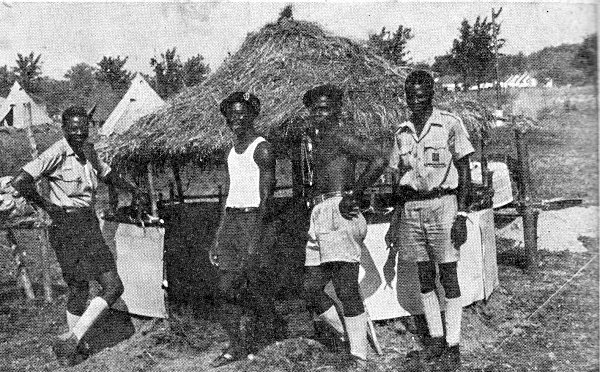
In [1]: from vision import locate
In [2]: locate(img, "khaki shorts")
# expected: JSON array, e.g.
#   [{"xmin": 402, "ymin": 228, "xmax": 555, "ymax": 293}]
[
  {"xmin": 389, "ymin": 194, "xmax": 459, "ymax": 263},
  {"xmin": 305, "ymin": 196, "xmax": 367, "ymax": 266}
]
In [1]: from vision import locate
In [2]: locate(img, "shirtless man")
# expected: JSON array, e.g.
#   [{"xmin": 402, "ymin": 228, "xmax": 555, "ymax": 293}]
[{"xmin": 301, "ymin": 84, "xmax": 387, "ymax": 370}]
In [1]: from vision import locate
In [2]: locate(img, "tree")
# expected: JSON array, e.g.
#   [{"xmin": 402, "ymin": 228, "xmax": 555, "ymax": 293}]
[
  {"xmin": 96, "ymin": 56, "xmax": 132, "ymax": 92},
  {"xmin": 431, "ymin": 54, "xmax": 458, "ymax": 77},
  {"xmin": 572, "ymin": 33, "xmax": 597, "ymax": 85},
  {"xmin": 450, "ymin": 16, "xmax": 504, "ymax": 89},
  {"xmin": 182, "ymin": 54, "xmax": 210, "ymax": 88},
  {"xmin": 65, "ymin": 63, "xmax": 97, "ymax": 98},
  {"xmin": 497, "ymin": 52, "xmax": 527, "ymax": 79},
  {"xmin": 528, "ymin": 43, "xmax": 586, "ymax": 86},
  {"xmin": 368, "ymin": 25, "xmax": 414, "ymax": 66},
  {"xmin": 0, "ymin": 65, "xmax": 17, "ymax": 97},
  {"xmin": 151, "ymin": 48, "xmax": 184, "ymax": 99},
  {"xmin": 14, "ymin": 52, "xmax": 43, "ymax": 93}
]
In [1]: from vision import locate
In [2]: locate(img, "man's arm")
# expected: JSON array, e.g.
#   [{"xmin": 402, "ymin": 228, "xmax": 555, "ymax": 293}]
[
  {"xmin": 102, "ymin": 171, "xmax": 143, "ymax": 196},
  {"xmin": 336, "ymin": 132, "xmax": 388, "ymax": 219},
  {"xmin": 12, "ymin": 171, "xmax": 56, "ymax": 211},
  {"xmin": 249, "ymin": 141, "xmax": 276, "ymax": 255},
  {"xmin": 455, "ymin": 155, "xmax": 472, "ymax": 212}
]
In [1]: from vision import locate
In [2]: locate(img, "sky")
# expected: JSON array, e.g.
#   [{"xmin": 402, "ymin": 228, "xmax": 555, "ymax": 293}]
[{"xmin": 0, "ymin": 1, "xmax": 597, "ymax": 80}]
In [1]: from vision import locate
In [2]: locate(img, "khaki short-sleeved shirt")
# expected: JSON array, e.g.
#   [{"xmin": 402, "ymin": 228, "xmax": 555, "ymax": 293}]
[
  {"xmin": 22, "ymin": 138, "xmax": 111, "ymax": 208},
  {"xmin": 388, "ymin": 108, "xmax": 474, "ymax": 192}
]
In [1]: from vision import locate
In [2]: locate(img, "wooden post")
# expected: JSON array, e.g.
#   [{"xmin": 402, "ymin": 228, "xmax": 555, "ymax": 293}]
[
  {"xmin": 7, "ymin": 230, "xmax": 35, "ymax": 300},
  {"xmin": 39, "ymin": 228, "xmax": 53, "ymax": 302},
  {"xmin": 147, "ymin": 163, "xmax": 158, "ymax": 216},
  {"xmin": 515, "ymin": 125, "xmax": 538, "ymax": 268},
  {"xmin": 171, "ymin": 161, "xmax": 185, "ymax": 204},
  {"xmin": 24, "ymin": 102, "xmax": 53, "ymax": 301}
]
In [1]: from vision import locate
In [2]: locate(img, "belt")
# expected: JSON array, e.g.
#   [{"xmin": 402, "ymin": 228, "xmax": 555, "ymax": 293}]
[
  {"xmin": 56, "ymin": 206, "xmax": 94, "ymax": 214},
  {"xmin": 310, "ymin": 191, "xmax": 353, "ymax": 208},
  {"xmin": 398, "ymin": 187, "xmax": 456, "ymax": 202},
  {"xmin": 225, "ymin": 206, "xmax": 259, "ymax": 213}
]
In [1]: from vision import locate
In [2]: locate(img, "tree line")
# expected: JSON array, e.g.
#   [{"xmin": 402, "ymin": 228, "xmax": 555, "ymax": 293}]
[
  {"xmin": 0, "ymin": 10, "xmax": 596, "ymax": 118},
  {"xmin": 0, "ymin": 48, "xmax": 210, "ymax": 118}
]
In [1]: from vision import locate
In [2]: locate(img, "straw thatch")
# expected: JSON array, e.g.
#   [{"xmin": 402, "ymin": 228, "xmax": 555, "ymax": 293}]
[{"xmin": 102, "ymin": 18, "xmax": 492, "ymax": 168}]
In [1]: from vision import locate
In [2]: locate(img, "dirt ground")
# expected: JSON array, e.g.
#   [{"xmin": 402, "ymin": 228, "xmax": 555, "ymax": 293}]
[{"xmin": 0, "ymin": 87, "xmax": 597, "ymax": 371}]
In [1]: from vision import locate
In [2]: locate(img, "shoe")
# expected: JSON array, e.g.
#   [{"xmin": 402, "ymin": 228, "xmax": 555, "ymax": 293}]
[
  {"xmin": 433, "ymin": 344, "xmax": 461, "ymax": 372},
  {"xmin": 313, "ymin": 321, "xmax": 347, "ymax": 353},
  {"xmin": 347, "ymin": 356, "xmax": 367, "ymax": 372},
  {"xmin": 209, "ymin": 349, "xmax": 247, "ymax": 368},
  {"xmin": 52, "ymin": 332, "xmax": 79, "ymax": 366},
  {"xmin": 407, "ymin": 336, "xmax": 446, "ymax": 363}
]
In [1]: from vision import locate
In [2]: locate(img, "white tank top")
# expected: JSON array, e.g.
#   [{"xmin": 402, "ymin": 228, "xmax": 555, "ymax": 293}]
[{"xmin": 225, "ymin": 136, "xmax": 266, "ymax": 208}]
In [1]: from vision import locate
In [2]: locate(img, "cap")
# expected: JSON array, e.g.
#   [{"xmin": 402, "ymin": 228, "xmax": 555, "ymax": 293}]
[{"xmin": 220, "ymin": 91, "xmax": 261, "ymax": 118}]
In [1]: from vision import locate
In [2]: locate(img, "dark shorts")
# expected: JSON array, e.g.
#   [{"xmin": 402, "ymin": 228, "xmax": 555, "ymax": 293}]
[
  {"xmin": 215, "ymin": 210, "xmax": 275, "ymax": 272},
  {"xmin": 48, "ymin": 208, "xmax": 117, "ymax": 283}
]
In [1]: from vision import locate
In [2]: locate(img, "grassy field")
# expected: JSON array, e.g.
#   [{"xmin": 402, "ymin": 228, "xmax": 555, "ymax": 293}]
[{"xmin": 0, "ymin": 86, "xmax": 597, "ymax": 371}]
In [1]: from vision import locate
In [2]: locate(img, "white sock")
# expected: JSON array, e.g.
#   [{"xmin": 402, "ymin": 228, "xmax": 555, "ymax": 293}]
[
  {"xmin": 72, "ymin": 297, "xmax": 108, "ymax": 341},
  {"xmin": 421, "ymin": 291, "xmax": 444, "ymax": 338},
  {"xmin": 344, "ymin": 313, "xmax": 368, "ymax": 361},
  {"xmin": 66, "ymin": 311, "xmax": 81, "ymax": 331},
  {"xmin": 445, "ymin": 297, "xmax": 463, "ymax": 346},
  {"xmin": 317, "ymin": 305, "xmax": 345, "ymax": 336}
]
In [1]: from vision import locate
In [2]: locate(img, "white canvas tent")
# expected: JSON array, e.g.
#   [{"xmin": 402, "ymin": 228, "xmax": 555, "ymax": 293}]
[
  {"xmin": 0, "ymin": 82, "xmax": 52, "ymax": 128},
  {"xmin": 501, "ymin": 72, "xmax": 538, "ymax": 88},
  {"xmin": 99, "ymin": 74, "xmax": 165, "ymax": 136}
]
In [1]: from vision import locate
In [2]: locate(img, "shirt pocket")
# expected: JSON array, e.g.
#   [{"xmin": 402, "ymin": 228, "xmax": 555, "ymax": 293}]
[
  {"xmin": 53, "ymin": 168, "xmax": 83, "ymax": 195},
  {"xmin": 423, "ymin": 140, "xmax": 450, "ymax": 168}
]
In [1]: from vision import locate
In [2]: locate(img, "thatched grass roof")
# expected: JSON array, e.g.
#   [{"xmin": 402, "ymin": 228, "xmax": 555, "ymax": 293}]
[{"xmin": 102, "ymin": 18, "xmax": 492, "ymax": 168}]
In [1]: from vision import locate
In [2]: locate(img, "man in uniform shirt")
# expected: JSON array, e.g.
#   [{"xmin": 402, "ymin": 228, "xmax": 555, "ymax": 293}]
[
  {"xmin": 12, "ymin": 106, "xmax": 144, "ymax": 365},
  {"xmin": 386, "ymin": 70, "xmax": 473, "ymax": 372},
  {"xmin": 301, "ymin": 84, "xmax": 388, "ymax": 370},
  {"xmin": 208, "ymin": 92, "xmax": 284, "ymax": 368}
]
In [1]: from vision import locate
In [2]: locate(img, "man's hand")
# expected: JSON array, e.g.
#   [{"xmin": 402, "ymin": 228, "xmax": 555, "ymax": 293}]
[
  {"xmin": 339, "ymin": 193, "xmax": 360, "ymax": 220},
  {"xmin": 451, "ymin": 214, "xmax": 468, "ymax": 249}
]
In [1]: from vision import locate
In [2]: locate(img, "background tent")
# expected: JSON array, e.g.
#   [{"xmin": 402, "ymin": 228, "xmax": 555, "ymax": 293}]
[
  {"xmin": 0, "ymin": 82, "xmax": 53, "ymax": 128},
  {"xmin": 100, "ymin": 74, "xmax": 166, "ymax": 137}
]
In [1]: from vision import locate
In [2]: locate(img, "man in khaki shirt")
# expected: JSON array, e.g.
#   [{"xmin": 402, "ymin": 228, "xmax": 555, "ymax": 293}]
[
  {"xmin": 12, "ymin": 106, "xmax": 143, "ymax": 366},
  {"xmin": 386, "ymin": 71, "xmax": 474, "ymax": 372}
]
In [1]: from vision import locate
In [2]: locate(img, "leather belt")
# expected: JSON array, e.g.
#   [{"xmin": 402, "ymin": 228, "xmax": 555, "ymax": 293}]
[
  {"xmin": 226, "ymin": 206, "xmax": 259, "ymax": 213},
  {"xmin": 399, "ymin": 187, "xmax": 456, "ymax": 202},
  {"xmin": 309, "ymin": 191, "xmax": 354, "ymax": 209}
]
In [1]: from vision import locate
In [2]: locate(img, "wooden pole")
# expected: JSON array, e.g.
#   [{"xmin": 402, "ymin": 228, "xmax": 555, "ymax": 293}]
[
  {"xmin": 24, "ymin": 102, "xmax": 53, "ymax": 301},
  {"xmin": 7, "ymin": 230, "xmax": 35, "ymax": 300},
  {"xmin": 39, "ymin": 228, "xmax": 53, "ymax": 302},
  {"xmin": 147, "ymin": 163, "xmax": 158, "ymax": 216},
  {"xmin": 515, "ymin": 125, "xmax": 538, "ymax": 269},
  {"xmin": 171, "ymin": 161, "xmax": 185, "ymax": 204}
]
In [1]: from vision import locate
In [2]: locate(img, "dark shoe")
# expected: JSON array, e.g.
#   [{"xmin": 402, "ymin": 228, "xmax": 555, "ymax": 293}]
[
  {"xmin": 406, "ymin": 336, "xmax": 446, "ymax": 363},
  {"xmin": 209, "ymin": 349, "xmax": 247, "ymax": 368},
  {"xmin": 434, "ymin": 344, "xmax": 461, "ymax": 372},
  {"xmin": 52, "ymin": 332, "xmax": 79, "ymax": 366},
  {"xmin": 347, "ymin": 356, "xmax": 368, "ymax": 372},
  {"xmin": 313, "ymin": 320, "xmax": 347, "ymax": 353}
]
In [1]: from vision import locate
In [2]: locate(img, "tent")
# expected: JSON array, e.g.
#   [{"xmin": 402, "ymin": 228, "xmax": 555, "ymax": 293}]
[
  {"xmin": 0, "ymin": 82, "xmax": 52, "ymax": 128},
  {"xmin": 99, "ymin": 74, "xmax": 166, "ymax": 137}
]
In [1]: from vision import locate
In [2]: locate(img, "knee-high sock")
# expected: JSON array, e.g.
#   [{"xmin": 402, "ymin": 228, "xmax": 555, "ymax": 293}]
[
  {"xmin": 445, "ymin": 297, "xmax": 463, "ymax": 346},
  {"xmin": 72, "ymin": 297, "xmax": 108, "ymax": 342},
  {"xmin": 66, "ymin": 311, "xmax": 81, "ymax": 331},
  {"xmin": 317, "ymin": 305, "xmax": 345, "ymax": 336},
  {"xmin": 421, "ymin": 291, "xmax": 444, "ymax": 338},
  {"xmin": 344, "ymin": 313, "xmax": 368, "ymax": 361}
]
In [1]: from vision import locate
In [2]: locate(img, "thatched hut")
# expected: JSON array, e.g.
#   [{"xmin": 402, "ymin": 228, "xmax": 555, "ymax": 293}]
[
  {"xmin": 100, "ymin": 18, "xmax": 492, "ymax": 302},
  {"xmin": 102, "ymin": 18, "xmax": 491, "ymax": 169}
]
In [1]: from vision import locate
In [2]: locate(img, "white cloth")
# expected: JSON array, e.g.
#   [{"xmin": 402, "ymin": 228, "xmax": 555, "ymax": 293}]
[{"xmin": 225, "ymin": 136, "xmax": 265, "ymax": 208}]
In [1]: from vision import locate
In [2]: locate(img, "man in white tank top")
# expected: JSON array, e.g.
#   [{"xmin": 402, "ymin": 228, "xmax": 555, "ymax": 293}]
[{"xmin": 209, "ymin": 92, "xmax": 284, "ymax": 367}]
